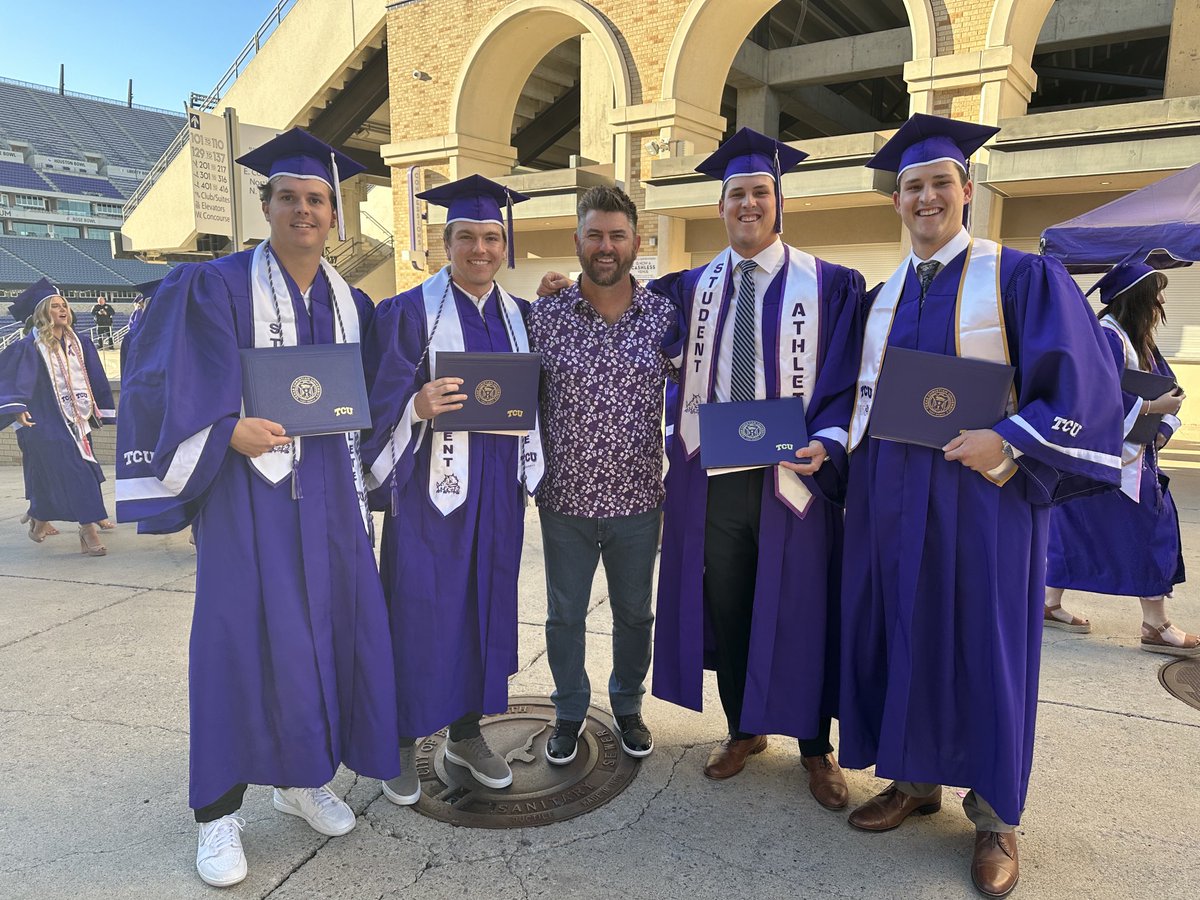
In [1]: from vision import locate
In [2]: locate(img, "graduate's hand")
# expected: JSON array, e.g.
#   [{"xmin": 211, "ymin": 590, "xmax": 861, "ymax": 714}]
[
  {"xmin": 942, "ymin": 429, "xmax": 1005, "ymax": 472},
  {"xmin": 230, "ymin": 417, "xmax": 291, "ymax": 458},
  {"xmin": 1150, "ymin": 388, "xmax": 1185, "ymax": 416},
  {"xmin": 1155, "ymin": 433, "xmax": 1169, "ymax": 450},
  {"xmin": 415, "ymin": 377, "xmax": 467, "ymax": 420},
  {"xmin": 537, "ymin": 271, "xmax": 570, "ymax": 298},
  {"xmin": 780, "ymin": 439, "xmax": 827, "ymax": 475},
  {"xmin": 16, "ymin": 411, "xmax": 34, "ymax": 427}
]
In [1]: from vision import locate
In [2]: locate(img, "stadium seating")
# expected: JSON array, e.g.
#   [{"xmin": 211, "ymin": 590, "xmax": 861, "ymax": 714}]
[
  {"xmin": 65, "ymin": 238, "xmax": 172, "ymax": 281},
  {"xmin": 0, "ymin": 80, "xmax": 184, "ymax": 170},
  {"xmin": 0, "ymin": 160, "xmax": 53, "ymax": 192},
  {"xmin": 0, "ymin": 78, "xmax": 181, "ymax": 295},
  {"xmin": 42, "ymin": 173, "xmax": 125, "ymax": 200},
  {"xmin": 0, "ymin": 235, "xmax": 130, "ymax": 287}
]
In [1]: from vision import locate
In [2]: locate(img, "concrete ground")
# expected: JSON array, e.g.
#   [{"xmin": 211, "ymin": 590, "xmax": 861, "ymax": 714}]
[{"xmin": 1, "ymin": 455, "xmax": 1199, "ymax": 900}]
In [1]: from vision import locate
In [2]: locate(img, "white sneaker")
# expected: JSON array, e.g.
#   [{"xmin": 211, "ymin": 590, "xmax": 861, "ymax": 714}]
[
  {"xmin": 272, "ymin": 785, "xmax": 356, "ymax": 836},
  {"xmin": 196, "ymin": 815, "xmax": 247, "ymax": 888}
]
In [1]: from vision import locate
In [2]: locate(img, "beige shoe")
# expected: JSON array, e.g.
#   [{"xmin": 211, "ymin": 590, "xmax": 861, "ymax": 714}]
[
  {"xmin": 78, "ymin": 524, "xmax": 107, "ymax": 557},
  {"xmin": 1141, "ymin": 621, "xmax": 1200, "ymax": 657},
  {"xmin": 1044, "ymin": 604, "xmax": 1090, "ymax": 633}
]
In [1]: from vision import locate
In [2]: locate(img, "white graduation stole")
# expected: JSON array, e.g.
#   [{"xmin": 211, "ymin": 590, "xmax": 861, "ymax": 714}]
[
  {"xmin": 1101, "ymin": 315, "xmax": 1147, "ymax": 502},
  {"xmin": 422, "ymin": 267, "xmax": 545, "ymax": 517},
  {"xmin": 675, "ymin": 245, "xmax": 820, "ymax": 516},
  {"xmin": 848, "ymin": 238, "xmax": 1012, "ymax": 453},
  {"xmin": 34, "ymin": 332, "xmax": 96, "ymax": 463},
  {"xmin": 247, "ymin": 241, "xmax": 370, "ymax": 531}
]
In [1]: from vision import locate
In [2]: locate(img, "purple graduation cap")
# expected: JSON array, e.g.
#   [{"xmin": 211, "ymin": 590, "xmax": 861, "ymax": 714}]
[
  {"xmin": 236, "ymin": 127, "xmax": 366, "ymax": 242},
  {"xmin": 133, "ymin": 277, "xmax": 164, "ymax": 300},
  {"xmin": 1086, "ymin": 259, "xmax": 1163, "ymax": 305},
  {"xmin": 695, "ymin": 127, "xmax": 809, "ymax": 234},
  {"xmin": 866, "ymin": 113, "xmax": 1000, "ymax": 180},
  {"xmin": 8, "ymin": 277, "xmax": 62, "ymax": 322},
  {"xmin": 417, "ymin": 174, "xmax": 531, "ymax": 269}
]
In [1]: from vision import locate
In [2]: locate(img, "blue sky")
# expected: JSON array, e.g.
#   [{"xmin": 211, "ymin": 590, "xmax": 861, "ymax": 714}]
[{"xmin": 2, "ymin": 0, "xmax": 282, "ymax": 112}]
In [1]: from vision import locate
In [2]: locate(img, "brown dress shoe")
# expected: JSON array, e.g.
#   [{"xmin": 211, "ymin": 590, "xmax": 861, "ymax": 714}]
[
  {"xmin": 800, "ymin": 753, "xmax": 848, "ymax": 810},
  {"xmin": 703, "ymin": 734, "xmax": 767, "ymax": 780},
  {"xmin": 971, "ymin": 830, "xmax": 1019, "ymax": 898},
  {"xmin": 847, "ymin": 782, "xmax": 942, "ymax": 831}
]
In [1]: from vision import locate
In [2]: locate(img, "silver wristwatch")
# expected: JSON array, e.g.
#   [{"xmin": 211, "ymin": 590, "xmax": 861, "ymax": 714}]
[{"xmin": 1000, "ymin": 439, "xmax": 1015, "ymax": 461}]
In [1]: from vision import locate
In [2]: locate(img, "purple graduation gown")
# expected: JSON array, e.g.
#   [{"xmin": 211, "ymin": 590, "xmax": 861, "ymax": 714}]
[
  {"xmin": 0, "ymin": 331, "xmax": 113, "ymax": 525},
  {"xmin": 1047, "ymin": 336, "xmax": 1184, "ymax": 596},
  {"xmin": 361, "ymin": 283, "xmax": 527, "ymax": 739},
  {"xmin": 840, "ymin": 248, "xmax": 1124, "ymax": 826},
  {"xmin": 649, "ymin": 256, "xmax": 865, "ymax": 739},
  {"xmin": 114, "ymin": 250, "xmax": 400, "ymax": 809}
]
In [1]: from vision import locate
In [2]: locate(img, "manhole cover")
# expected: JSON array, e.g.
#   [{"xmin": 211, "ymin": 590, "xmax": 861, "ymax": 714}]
[
  {"xmin": 410, "ymin": 697, "xmax": 641, "ymax": 828},
  {"xmin": 1158, "ymin": 658, "xmax": 1200, "ymax": 712}
]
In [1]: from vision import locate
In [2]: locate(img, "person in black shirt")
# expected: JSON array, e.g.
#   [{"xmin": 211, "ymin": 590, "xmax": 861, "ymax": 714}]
[{"xmin": 90, "ymin": 295, "xmax": 114, "ymax": 349}]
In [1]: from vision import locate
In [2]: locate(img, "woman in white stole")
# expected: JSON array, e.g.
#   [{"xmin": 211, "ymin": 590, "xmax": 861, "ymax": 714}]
[
  {"xmin": 1045, "ymin": 261, "xmax": 1195, "ymax": 655},
  {"xmin": 0, "ymin": 278, "xmax": 114, "ymax": 553}
]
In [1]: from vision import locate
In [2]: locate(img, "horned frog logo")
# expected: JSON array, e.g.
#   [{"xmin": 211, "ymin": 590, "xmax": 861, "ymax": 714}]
[
  {"xmin": 475, "ymin": 379, "xmax": 502, "ymax": 406},
  {"xmin": 290, "ymin": 375, "xmax": 322, "ymax": 405},
  {"xmin": 923, "ymin": 387, "xmax": 956, "ymax": 418},
  {"xmin": 436, "ymin": 474, "xmax": 462, "ymax": 495},
  {"xmin": 738, "ymin": 420, "xmax": 767, "ymax": 442}
]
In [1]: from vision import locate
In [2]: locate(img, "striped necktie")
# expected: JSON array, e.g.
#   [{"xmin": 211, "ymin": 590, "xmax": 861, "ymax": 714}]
[
  {"xmin": 916, "ymin": 259, "xmax": 941, "ymax": 300},
  {"xmin": 730, "ymin": 259, "xmax": 758, "ymax": 403}
]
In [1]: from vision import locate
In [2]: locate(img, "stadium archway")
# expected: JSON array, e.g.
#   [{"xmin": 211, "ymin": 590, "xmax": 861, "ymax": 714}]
[
  {"xmin": 448, "ymin": 0, "xmax": 633, "ymax": 169},
  {"xmin": 660, "ymin": 0, "xmax": 938, "ymax": 126},
  {"xmin": 987, "ymin": 0, "xmax": 1056, "ymax": 63}
]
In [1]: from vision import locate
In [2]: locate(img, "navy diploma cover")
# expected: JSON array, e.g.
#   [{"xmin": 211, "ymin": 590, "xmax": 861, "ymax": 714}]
[
  {"xmin": 433, "ymin": 351, "xmax": 542, "ymax": 433},
  {"xmin": 1122, "ymin": 368, "xmax": 1176, "ymax": 445},
  {"xmin": 239, "ymin": 344, "xmax": 372, "ymax": 436},
  {"xmin": 698, "ymin": 397, "xmax": 809, "ymax": 470},
  {"xmin": 869, "ymin": 347, "xmax": 1015, "ymax": 449}
]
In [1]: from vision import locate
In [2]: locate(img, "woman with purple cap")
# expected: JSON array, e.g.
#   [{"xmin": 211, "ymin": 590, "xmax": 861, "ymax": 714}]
[
  {"xmin": 0, "ymin": 277, "xmax": 115, "ymax": 554},
  {"xmin": 1045, "ymin": 261, "xmax": 1195, "ymax": 655}
]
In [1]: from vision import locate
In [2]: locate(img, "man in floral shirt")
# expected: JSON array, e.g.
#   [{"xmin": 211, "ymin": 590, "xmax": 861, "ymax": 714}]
[{"xmin": 527, "ymin": 185, "xmax": 675, "ymax": 765}]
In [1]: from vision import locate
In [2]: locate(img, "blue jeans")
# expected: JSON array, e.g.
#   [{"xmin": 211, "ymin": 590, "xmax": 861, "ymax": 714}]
[{"xmin": 539, "ymin": 507, "xmax": 660, "ymax": 722}]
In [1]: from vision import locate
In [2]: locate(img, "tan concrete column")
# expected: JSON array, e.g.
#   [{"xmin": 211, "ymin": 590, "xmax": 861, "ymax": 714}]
[
  {"xmin": 1166, "ymin": 2, "xmax": 1200, "ymax": 98},
  {"xmin": 736, "ymin": 85, "xmax": 780, "ymax": 137},
  {"xmin": 608, "ymin": 99, "xmax": 727, "ymax": 187},
  {"xmin": 580, "ymin": 34, "xmax": 615, "ymax": 164},
  {"xmin": 656, "ymin": 215, "xmax": 690, "ymax": 277}
]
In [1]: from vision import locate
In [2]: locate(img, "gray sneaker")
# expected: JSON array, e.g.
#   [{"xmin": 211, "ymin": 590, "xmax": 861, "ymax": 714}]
[
  {"xmin": 382, "ymin": 744, "xmax": 422, "ymax": 806},
  {"xmin": 444, "ymin": 734, "xmax": 513, "ymax": 788}
]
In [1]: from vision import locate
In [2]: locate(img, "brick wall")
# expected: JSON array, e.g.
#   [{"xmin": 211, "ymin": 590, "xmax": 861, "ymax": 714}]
[{"xmin": 934, "ymin": 0, "xmax": 995, "ymax": 55}]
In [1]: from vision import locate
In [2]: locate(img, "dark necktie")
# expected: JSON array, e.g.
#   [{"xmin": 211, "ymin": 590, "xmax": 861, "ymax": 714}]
[
  {"xmin": 730, "ymin": 260, "xmax": 758, "ymax": 402},
  {"xmin": 916, "ymin": 259, "xmax": 941, "ymax": 300}
]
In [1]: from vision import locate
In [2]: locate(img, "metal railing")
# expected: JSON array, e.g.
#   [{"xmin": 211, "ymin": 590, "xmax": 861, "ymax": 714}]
[
  {"xmin": 0, "ymin": 74, "xmax": 181, "ymax": 116},
  {"xmin": 122, "ymin": 0, "xmax": 300, "ymax": 218},
  {"xmin": 0, "ymin": 322, "xmax": 24, "ymax": 351},
  {"xmin": 361, "ymin": 209, "xmax": 394, "ymax": 239}
]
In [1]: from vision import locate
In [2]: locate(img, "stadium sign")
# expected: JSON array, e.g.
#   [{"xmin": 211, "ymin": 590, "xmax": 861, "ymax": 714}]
[{"xmin": 189, "ymin": 108, "xmax": 235, "ymax": 236}]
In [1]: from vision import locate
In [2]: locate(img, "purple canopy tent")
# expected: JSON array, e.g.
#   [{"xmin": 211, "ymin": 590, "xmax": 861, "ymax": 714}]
[{"xmin": 1040, "ymin": 162, "xmax": 1200, "ymax": 273}]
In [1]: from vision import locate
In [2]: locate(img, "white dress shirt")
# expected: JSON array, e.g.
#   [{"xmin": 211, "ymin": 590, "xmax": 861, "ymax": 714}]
[
  {"xmin": 908, "ymin": 226, "xmax": 970, "ymax": 278},
  {"xmin": 714, "ymin": 238, "xmax": 786, "ymax": 402}
]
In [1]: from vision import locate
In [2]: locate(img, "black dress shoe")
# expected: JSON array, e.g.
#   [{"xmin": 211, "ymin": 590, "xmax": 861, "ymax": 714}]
[
  {"xmin": 613, "ymin": 713, "xmax": 653, "ymax": 757},
  {"xmin": 545, "ymin": 719, "xmax": 585, "ymax": 766}
]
